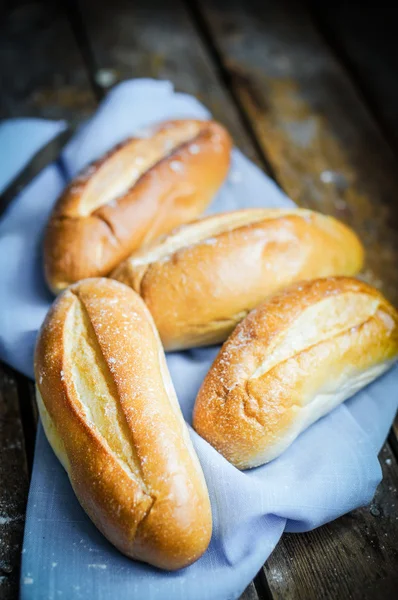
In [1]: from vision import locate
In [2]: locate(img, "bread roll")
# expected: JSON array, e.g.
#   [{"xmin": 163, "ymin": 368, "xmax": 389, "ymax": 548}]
[
  {"xmin": 193, "ymin": 277, "xmax": 398, "ymax": 469},
  {"xmin": 44, "ymin": 119, "xmax": 231, "ymax": 293},
  {"xmin": 34, "ymin": 278, "xmax": 212, "ymax": 569},
  {"xmin": 111, "ymin": 209, "xmax": 364, "ymax": 350}
]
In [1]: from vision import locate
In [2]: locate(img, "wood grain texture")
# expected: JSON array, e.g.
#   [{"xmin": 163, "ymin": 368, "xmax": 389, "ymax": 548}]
[
  {"xmin": 194, "ymin": 0, "xmax": 398, "ymax": 597},
  {"xmin": 0, "ymin": 363, "xmax": 29, "ymax": 600},
  {"xmin": 262, "ymin": 444, "xmax": 398, "ymax": 600},
  {"xmin": 308, "ymin": 0, "xmax": 398, "ymax": 153},
  {"xmin": 0, "ymin": 0, "xmax": 96, "ymax": 121},
  {"xmin": 78, "ymin": 0, "xmax": 260, "ymax": 162},
  {"xmin": 239, "ymin": 580, "xmax": 262, "ymax": 600},
  {"xmin": 1, "ymin": 0, "xmax": 398, "ymax": 598},
  {"xmin": 198, "ymin": 0, "xmax": 398, "ymax": 306},
  {"xmin": 0, "ymin": 3, "xmax": 97, "ymax": 599}
]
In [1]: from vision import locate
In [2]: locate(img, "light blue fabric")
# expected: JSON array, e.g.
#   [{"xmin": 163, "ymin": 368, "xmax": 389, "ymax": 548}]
[
  {"xmin": 0, "ymin": 80, "xmax": 396, "ymax": 600},
  {"xmin": 0, "ymin": 118, "xmax": 67, "ymax": 194}
]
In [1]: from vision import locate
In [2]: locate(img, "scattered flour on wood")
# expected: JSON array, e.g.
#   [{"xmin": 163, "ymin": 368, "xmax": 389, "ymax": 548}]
[{"xmin": 0, "ymin": 514, "xmax": 21, "ymax": 525}]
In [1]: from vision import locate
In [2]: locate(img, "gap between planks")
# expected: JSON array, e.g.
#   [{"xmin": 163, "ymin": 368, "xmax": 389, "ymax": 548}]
[
  {"xmin": 306, "ymin": 0, "xmax": 398, "ymax": 157},
  {"xmin": 1, "ymin": 1, "xmax": 396, "ymax": 600},
  {"xmin": 184, "ymin": 0, "xmax": 398, "ymax": 597},
  {"xmin": 189, "ymin": 0, "xmax": 398, "ymax": 440}
]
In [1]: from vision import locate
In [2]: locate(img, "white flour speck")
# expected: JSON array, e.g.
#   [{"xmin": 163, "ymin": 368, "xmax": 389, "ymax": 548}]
[
  {"xmin": 164, "ymin": 139, "xmax": 174, "ymax": 151},
  {"xmin": 169, "ymin": 160, "xmax": 184, "ymax": 173},
  {"xmin": 320, "ymin": 170, "xmax": 335, "ymax": 183},
  {"xmin": 94, "ymin": 69, "xmax": 117, "ymax": 88},
  {"xmin": 88, "ymin": 564, "xmax": 107, "ymax": 569},
  {"xmin": 335, "ymin": 199, "xmax": 347, "ymax": 210},
  {"xmin": 24, "ymin": 577, "xmax": 34, "ymax": 584},
  {"xmin": 0, "ymin": 515, "xmax": 20, "ymax": 525},
  {"xmin": 270, "ymin": 569, "xmax": 284, "ymax": 584},
  {"xmin": 188, "ymin": 144, "xmax": 200, "ymax": 155}
]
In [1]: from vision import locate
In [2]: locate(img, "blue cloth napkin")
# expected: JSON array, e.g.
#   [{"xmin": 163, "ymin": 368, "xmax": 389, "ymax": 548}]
[{"xmin": 0, "ymin": 80, "xmax": 397, "ymax": 600}]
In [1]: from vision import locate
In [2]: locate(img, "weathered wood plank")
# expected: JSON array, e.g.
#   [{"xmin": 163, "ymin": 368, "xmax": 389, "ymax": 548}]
[
  {"xmin": 390, "ymin": 416, "xmax": 398, "ymax": 456},
  {"xmin": 193, "ymin": 0, "xmax": 398, "ymax": 597},
  {"xmin": 0, "ymin": 4, "xmax": 98, "ymax": 598},
  {"xmin": 0, "ymin": 0, "xmax": 96, "ymax": 121},
  {"xmin": 239, "ymin": 580, "xmax": 262, "ymax": 600},
  {"xmin": 308, "ymin": 0, "xmax": 398, "ymax": 153},
  {"xmin": 198, "ymin": 0, "xmax": 398, "ymax": 306},
  {"xmin": 0, "ymin": 363, "xmax": 29, "ymax": 600},
  {"xmin": 263, "ymin": 444, "xmax": 398, "ymax": 600},
  {"xmin": 1, "ymin": 2, "xmax": 266, "ymax": 597},
  {"xmin": 78, "ymin": 0, "xmax": 260, "ymax": 163},
  {"xmin": 2, "ymin": 3, "xmax": 397, "ymax": 600}
]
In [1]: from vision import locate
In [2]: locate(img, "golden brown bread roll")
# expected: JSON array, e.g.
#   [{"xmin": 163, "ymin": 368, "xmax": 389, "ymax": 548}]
[
  {"xmin": 34, "ymin": 278, "xmax": 212, "ymax": 570},
  {"xmin": 193, "ymin": 277, "xmax": 398, "ymax": 469},
  {"xmin": 111, "ymin": 208, "xmax": 364, "ymax": 350},
  {"xmin": 44, "ymin": 119, "xmax": 231, "ymax": 293}
]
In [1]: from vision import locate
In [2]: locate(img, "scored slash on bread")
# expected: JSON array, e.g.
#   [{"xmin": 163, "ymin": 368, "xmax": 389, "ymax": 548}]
[
  {"xmin": 36, "ymin": 114, "xmax": 398, "ymax": 568},
  {"xmin": 193, "ymin": 277, "xmax": 398, "ymax": 469},
  {"xmin": 112, "ymin": 208, "xmax": 364, "ymax": 350},
  {"xmin": 44, "ymin": 119, "xmax": 231, "ymax": 294},
  {"xmin": 35, "ymin": 278, "xmax": 212, "ymax": 570}
]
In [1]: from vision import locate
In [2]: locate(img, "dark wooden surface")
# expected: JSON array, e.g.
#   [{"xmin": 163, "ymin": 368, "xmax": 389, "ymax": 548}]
[
  {"xmin": 78, "ymin": 0, "xmax": 260, "ymax": 162},
  {"xmin": 308, "ymin": 0, "xmax": 398, "ymax": 154},
  {"xmin": 198, "ymin": 0, "xmax": 398, "ymax": 304},
  {"xmin": 0, "ymin": 0, "xmax": 96, "ymax": 122},
  {"xmin": 0, "ymin": 365, "xmax": 29, "ymax": 599},
  {"xmin": 0, "ymin": 1, "xmax": 397, "ymax": 599}
]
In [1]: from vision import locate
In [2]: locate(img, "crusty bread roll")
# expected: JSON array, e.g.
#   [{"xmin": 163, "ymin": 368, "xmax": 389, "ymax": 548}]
[
  {"xmin": 111, "ymin": 208, "xmax": 364, "ymax": 350},
  {"xmin": 34, "ymin": 278, "xmax": 212, "ymax": 570},
  {"xmin": 193, "ymin": 277, "xmax": 398, "ymax": 469},
  {"xmin": 44, "ymin": 119, "xmax": 231, "ymax": 293}
]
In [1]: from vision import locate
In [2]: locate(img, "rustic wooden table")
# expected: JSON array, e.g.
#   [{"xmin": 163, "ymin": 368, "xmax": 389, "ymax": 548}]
[{"xmin": 1, "ymin": 1, "xmax": 398, "ymax": 598}]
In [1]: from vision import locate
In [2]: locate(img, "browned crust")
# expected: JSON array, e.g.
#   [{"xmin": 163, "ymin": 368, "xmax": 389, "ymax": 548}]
[
  {"xmin": 112, "ymin": 208, "xmax": 364, "ymax": 350},
  {"xmin": 193, "ymin": 277, "xmax": 398, "ymax": 469},
  {"xmin": 44, "ymin": 120, "xmax": 232, "ymax": 293},
  {"xmin": 34, "ymin": 278, "xmax": 212, "ymax": 569}
]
